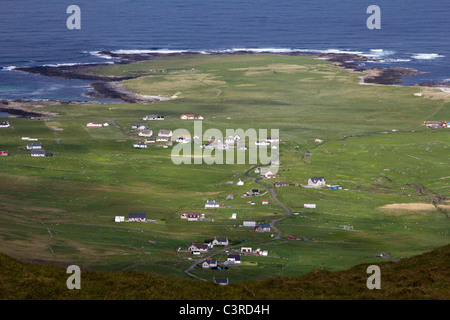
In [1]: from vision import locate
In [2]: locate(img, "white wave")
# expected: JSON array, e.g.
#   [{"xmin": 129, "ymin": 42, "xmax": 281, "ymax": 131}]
[
  {"xmin": 1, "ymin": 66, "xmax": 17, "ymax": 71},
  {"xmin": 43, "ymin": 61, "xmax": 114, "ymax": 67},
  {"xmin": 412, "ymin": 53, "xmax": 445, "ymax": 60},
  {"xmin": 89, "ymin": 51, "xmax": 114, "ymax": 59},
  {"xmin": 112, "ymin": 49, "xmax": 191, "ymax": 54},
  {"xmin": 368, "ymin": 58, "xmax": 411, "ymax": 63}
]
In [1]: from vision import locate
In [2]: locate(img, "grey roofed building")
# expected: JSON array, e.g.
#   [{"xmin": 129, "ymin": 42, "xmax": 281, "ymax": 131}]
[
  {"xmin": 308, "ymin": 176, "xmax": 326, "ymax": 187},
  {"xmin": 227, "ymin": 254, "xmax": 241, "ymax": 262},
  {"xmin": 213, "ymin": 278, "xmax": 229, "ymax": 285},
  {"xmin": 158, "ymin": 129, "xmax": 172, "ymax": 137},
  {"xmin": 144, "ymin": 115, "xmax": 164, "ymax": 120},
  {"xmin": 31, "ymin": 150, "xmax": 46, "ymax": 157},
  {"xmin": 128, "ymin": 212, "xmax": 146, "ymax": 222},
  {"xmin": 188, "ymin": 243, "xmax": 210, "ymax": 252}
]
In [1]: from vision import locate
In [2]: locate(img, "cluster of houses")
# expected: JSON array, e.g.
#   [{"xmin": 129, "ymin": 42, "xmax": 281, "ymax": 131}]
[
  {"xmin": 200, "ymin": 135, "xmax": 279, "ymax": 151},
  {"xmin": 186, "ymin": 237, "xmax": 268, "ymax": 275},
  {"xmin": 133, "ymin": 126, "xmax": 174, "ymax": 149},
  {"xmin": 0, "ymin": 121, "xmax": 53, "ymax": 157},
  {"xmin": 423, "ymin": 121, "xmax": 449, "ymax": 129}
]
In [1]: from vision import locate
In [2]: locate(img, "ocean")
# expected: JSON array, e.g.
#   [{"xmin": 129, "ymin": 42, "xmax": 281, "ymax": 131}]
[{"xmin": 0, "ymin": 0, "xmax": 449, "ymax": 101}]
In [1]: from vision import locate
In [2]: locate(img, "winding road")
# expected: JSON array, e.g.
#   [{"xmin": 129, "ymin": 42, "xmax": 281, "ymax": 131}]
[{"xmin": 184, "ymin": 150, "xmax": 293, "ymax": 280}]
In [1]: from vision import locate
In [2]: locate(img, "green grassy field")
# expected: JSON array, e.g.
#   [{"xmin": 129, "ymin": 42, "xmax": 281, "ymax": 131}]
[{"xmin": 0, "ymin": 54, "xmax": 448, "ymax": 285}]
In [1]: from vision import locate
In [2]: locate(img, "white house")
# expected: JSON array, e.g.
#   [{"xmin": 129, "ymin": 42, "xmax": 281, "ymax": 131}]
[
  {"xmin": 241, "ymin": 247, "xmax": 252, "ymax": 253},
  {"xmin": 0, "ymin": 121, "xmax": 10, "ymax": 128},
  {"xmin": 188, "ymin": 243, "xmax": 209, "ymax": 253},
  {"xmin": 133, "ymin": 142, "xmax": 147, "ymax": 149},
  {"xmin": 143, "ymin": 115, "xmax": 164, "ymax": 121},
  {"xmin": 202, "ymin": 260, "xmax": 217, "ymax": 269},
  {"xmin": 132, "ymin": 124, "xmax": 146, "ymax": 130},
  {"xmin": 264, "ymin": 171, "xmax": 277, "ymax": 179},
  {"xmin": 254, "ymin": 248, "xmax": 268, "ymax": 256},
  {"xmin": 205, "ymin": 200, "xmax": 219, "ymax": 209},
  {"xmin": 27, "ymin": 144, "xmax": 42, "ymax": 150},
  {"xmin": 243, "ymin": 221, "xmax": 256, "ymax": 227},
  {"xmin": 255, "ymin": 140, "xmax": 270, "ymax": 146},
  {"xmin": 180, "ymin": 114, "xmax": 195, "ymax": 120},
  {"xmin": 180, "ymin": 212, "xmax": 201, "ymax": 221},
  {"xmin": 227, "ymin": 254, "xmax": 241, "ymax": 264},
  {"xmin": 308, "ymin": 177, "xmax": 326, "ymax": 188},
  {"xmin": 114, "ymin": 216, "xmax": 125, "ymax": 222},
  {"xmin": 158, "ymin": 129, "xmax": 172, "ymax": 137},
  {"xmin": 86, "ymin": 122, "xmax": 104, "ymax": 127},
  {"xmin": 31, "ymin": 150, "xmax": 46, "ymax": 157},
  {"xmin": 237, "ymin": 179, "xmax": 244, "ymax": 186},
  {"xmin": 138, "ymin": 130, "xmax": 153, "ymax": 137},
  {"xmin": 212, "ymin": 237, "xmax": 229, "ymax": 246},
  {"xmin": 128, "ymin": 212, "xmax": 146, "ymax": 222},
  {"xmin": 304, "ymin": 204, "xmax": 316, "ymax": 209}
]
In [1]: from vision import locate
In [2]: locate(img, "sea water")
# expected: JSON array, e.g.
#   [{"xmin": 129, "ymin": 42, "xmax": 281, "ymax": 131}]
[{"xmin": 0, "ymin": 0, "xmax": 448, "ymax": 101}]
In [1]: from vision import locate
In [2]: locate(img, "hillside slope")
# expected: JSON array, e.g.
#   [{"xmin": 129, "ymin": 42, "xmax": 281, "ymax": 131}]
[{"xmin": 1, "ymin": 244, "xmax": 448, "ymax": 300}]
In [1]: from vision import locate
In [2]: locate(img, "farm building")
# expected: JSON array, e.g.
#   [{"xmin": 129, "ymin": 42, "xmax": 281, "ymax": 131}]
[
  {"xmin": 308, "ymin": 177, "xmax": 326, "ymax": 188},
  {"xmin": 143, "ymin": 115, "xmax": 164, "ymax": 121},
  {"xmin": 31, "ymin": 150, "xmax": 46, "ymax": 157},
  {"xmin": 144, "ymin": 138, "xmax": 156, "ymax": 144},
  {"xmin": 188, "ymin": 243, "xmax": 209, "ymax": 253},
  {"xmin": 243, "ymin": 221, "xmax": 256, "ymax": 227},
  {"xmin": 132, "ymin": 124, "xmax": 146, "ymax": 130},
  {"xmin": 158, "ymin": 129, "xmax": 172, "ymax": 137},
  {"xmin": 86, "ymin": 122, "xmax": 104, "ymax": 127},
  {"xmin": 138, "ymin": 130, "xmax": 153, "ymax": 137},
  {"xmin": 0, "ymin": 121, "xmax": 10, "ymax": 128},
  {"xmin": 262, "ymin": 200, "xmax": 269, "ymax": 205},
  {"xmin": 133, "ymin": 142, "xmax": 147, "ymax": 148},
  {"xmin": 202, "ymin": 259, "xmax": 218, "ymax": 269},
  {"xmin": 241, "ymin": 247, "xmax": 252, "ymax": 253},
  {"xmin": 255, "ymin": 224, "xmax": 271, "ymax": 233},
  {"xmin": 213, "ymin": 278, "xmax": 229, "ymax": 286},
  {"xmin": 0, "ymin": 151, "xmax": 8, "ymax": 156},
  {"xmin": 237, "ymin": 179, "xmax": 244, "ymax": 186},
  {"xmin": 304, "ymin": 204, "xmax": 316, "ymax": 209},
  {"xmin": 274, "ymin": 181, "xmax": 289, "ymax": 187},
  {"xmin": 263, "ymin": 171, "xmax": 277, "ymax": 179},
  {"xmin": 128, "ymin": 212, "xmax": 146, "ymax": 222},
  {"xmin": 254, "ymin": 248, "xmax": 268, "ymax": 256},
  {"xmin": 266, "ymin": 137, "xmax": 279, "ymax": 143},
  {"xmin": 180, "ymin": 114, "xmax": 195, "ymax": 120},
  {"xmin": 114, "ymin": 216, "xmax": 125, "ymax": 222},
  {"xmin": 255, "ymin": 140, "xmax": 270, "ymax": 146},
  {"xmin": 156, "ymin": 136, "xmax": 170, "ymax": 142},
  {"xmin": 27, "ymin": 144, "xmax": 42, "ymax": 150},
  {"xmin": 227, "ymin": 254, "xmax": 241, "ymax": 264},
  {"xmin": 205, "ymin": 200, "xmax": 219, "ymax": 209},
  {"xmin": 180, "ymin": 212, "xmax": 201, "ymax": 221},
  {"xmin": 212, "ymin": 237, "xmax": 229, "ymax": 246}
]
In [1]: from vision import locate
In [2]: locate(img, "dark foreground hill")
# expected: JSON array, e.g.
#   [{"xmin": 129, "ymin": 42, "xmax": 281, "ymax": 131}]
[{"xmin": 0, "ymin": 245, "xmax": 449, "ymax": 300}]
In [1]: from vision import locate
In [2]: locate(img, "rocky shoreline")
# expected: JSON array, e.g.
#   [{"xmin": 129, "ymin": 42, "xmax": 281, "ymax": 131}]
[
  {"xmin": 88, "ymin": 82, "xmax": 171, "ymax": 104},
  {"xmin": 6, "ymin": 50, "xmax": 449, "ymax": 107}
]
